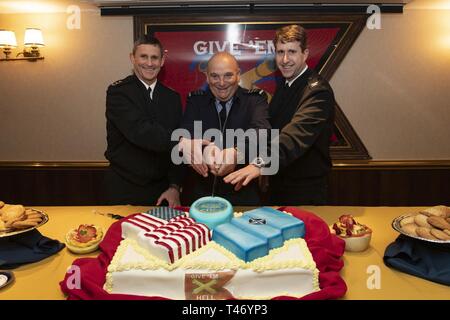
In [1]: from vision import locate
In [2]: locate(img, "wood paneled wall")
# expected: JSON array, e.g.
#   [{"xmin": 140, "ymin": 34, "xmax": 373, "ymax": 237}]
[{"xmin": 0, "ymin": 161, "xmax": 449, "ymax": 206}]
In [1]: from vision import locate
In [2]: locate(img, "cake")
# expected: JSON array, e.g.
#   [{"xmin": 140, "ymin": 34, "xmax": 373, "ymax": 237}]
[{"xmin": 104, "ymin": 199, "xmax": 320, "ymax": 299}]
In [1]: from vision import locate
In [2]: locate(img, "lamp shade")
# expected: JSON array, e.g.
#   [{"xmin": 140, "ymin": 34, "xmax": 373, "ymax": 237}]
[
  {"xmin": 0, "ymin": 30, "xmax": 17, "ymax": 47},
  {"xmin": 24, "ymin": 28, "xmax": 44, "ymax": 47}
]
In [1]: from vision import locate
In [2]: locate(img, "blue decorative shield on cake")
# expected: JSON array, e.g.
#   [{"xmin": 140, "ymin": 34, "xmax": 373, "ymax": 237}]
[{"xmin": 189, "ymin": 196, "xmax": 233, "ymax": 230}]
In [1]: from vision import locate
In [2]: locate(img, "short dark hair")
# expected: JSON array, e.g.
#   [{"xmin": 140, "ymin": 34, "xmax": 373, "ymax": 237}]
[
  {"xmin": 274, "ymin": 24, "xmax": 308, "ymax": 52},
  {"xmin": 132, "ymin": 35, "xmax": 164, "ymax": 56}
]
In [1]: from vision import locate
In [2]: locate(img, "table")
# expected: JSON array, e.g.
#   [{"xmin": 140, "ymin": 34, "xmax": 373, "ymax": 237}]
[{"xmin": 1, "ymin": 206, "xmax": 449, "ymax": 300}]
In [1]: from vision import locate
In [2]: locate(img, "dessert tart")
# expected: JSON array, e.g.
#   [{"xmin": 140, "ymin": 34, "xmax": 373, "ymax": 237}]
[
  {"xmin": 331, "ymin": 214, "xmax": 372, "ymax": 252},
  {"xmin": 65, "ymin": 224, "xmax": 104, "ymax": 254}
]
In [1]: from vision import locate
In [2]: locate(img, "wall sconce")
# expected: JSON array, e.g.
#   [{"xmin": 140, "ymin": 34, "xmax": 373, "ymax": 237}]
[{"xmin": 0, "ymin": 28, "xmax": 45, "ymax": 62}]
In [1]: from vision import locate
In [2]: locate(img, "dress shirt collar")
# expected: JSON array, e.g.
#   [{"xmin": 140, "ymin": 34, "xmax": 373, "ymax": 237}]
[
  {"xmin": 137, "ymin": 76, "xmax": 157, "ymax": 99},
  {"xmin": 286, "ymin": 65, "xmax": 308, "ymax": 88},
  {"xmin": 215, "ymin": 98, "xmax": 234, "ymax": 115}
]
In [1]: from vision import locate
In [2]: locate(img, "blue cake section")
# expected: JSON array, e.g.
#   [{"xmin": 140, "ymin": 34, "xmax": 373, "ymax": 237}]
[
  {"xmin": 230, "ymin": 216, "xmax": 284, "ymax": 250},
  {"xmin": 212, "ymin": 223, "xmax": 268, "ymax": 262},
  {"xmin": 243, "ymin": 207, "xmax": 305, "ymax": 240},
  {"xmin": 189, "ymin": 196, "xmax": 233, "ymax": 230},
  {"xmin": 212, "ymin": 208, "xmax": 305, "ymax": 262}
]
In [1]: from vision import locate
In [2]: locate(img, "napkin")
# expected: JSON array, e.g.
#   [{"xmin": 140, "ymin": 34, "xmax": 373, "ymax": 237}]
[
  {"xmin": 384, "ymin": 235, "xmax": 450, "ymax": 286},
  {"xmin": 0, "ymin": 229, "xmax": 65, "ymax": 269}
]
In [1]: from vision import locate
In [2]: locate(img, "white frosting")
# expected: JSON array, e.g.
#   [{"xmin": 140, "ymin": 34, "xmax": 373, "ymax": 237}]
[{"xmin": 105, "ymin": 238, "xmax": 320, "ymax": 299}]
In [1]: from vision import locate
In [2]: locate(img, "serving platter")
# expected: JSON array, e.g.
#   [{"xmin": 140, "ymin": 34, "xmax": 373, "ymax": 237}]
[
  {"xmin": 392, "ymin": 214, "xmax": 450, "ymax": 244},
  {"xmin": 0, "ymin": 209, "xmax": 49, "ymax": 238}
]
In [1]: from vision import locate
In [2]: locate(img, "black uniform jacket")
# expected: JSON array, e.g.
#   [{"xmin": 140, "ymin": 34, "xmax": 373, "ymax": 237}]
[
  {"xmin": 181, "ymin": 86, "xmax": 270, "ymax": 205},
  {"xmin": 105, "ymin": 74, "xmax": 182, "ymax": 188},
  {"xmin": 269, "ymin": 68, "xmax": 335, "ymax": 192}
]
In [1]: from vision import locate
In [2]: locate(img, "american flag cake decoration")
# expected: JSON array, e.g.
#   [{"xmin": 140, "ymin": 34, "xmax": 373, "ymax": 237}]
[{"xmin": 146, "ymin": 207, "xmax": 187, "ymax": 221}]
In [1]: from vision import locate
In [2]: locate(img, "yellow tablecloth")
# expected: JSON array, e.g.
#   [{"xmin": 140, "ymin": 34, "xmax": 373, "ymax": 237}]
[{"xmin": 0, "ymin": 206, "xmax": 449, "ymax": 300}]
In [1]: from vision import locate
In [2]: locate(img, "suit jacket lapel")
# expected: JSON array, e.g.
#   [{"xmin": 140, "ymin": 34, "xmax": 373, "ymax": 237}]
[{"xmin": 152, "ymin": 81, "xmax": 162, "ymax": 106}]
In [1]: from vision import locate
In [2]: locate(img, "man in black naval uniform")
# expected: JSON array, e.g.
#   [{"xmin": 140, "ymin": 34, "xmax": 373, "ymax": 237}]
[
  {"xmin": 178, "ymin": 52, "xmax": 270, "ymax": 205},
  {"xmin": 104, "ymin": 36, "xmax": 183, "ymax": 206},
  {"xmin": 224, "ymin": 24, "xmax": 336, "ymax": 205}
]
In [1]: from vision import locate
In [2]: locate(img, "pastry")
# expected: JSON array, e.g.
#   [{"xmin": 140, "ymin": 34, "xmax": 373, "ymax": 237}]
[
  {"xmin": 419, "ymin": 205, "xmax": 449, "ymax": 218},
  {"xmin": 414, "ymin": 214, "xmax": 432, "ymax": 228},
  {"xmin": 401, "ymin": 223, "xmax": 418, "ymax": 237},
  {"xmin": 65, "ymin": 224, "xmax": 104, "ymax": 254},
  {"xmin": 400, "ymin": 215, "xmax": 416, "ymax": 227},
  {"xmin": 430, "ymin": 228, "xmax": 450, "ymax": 241},
  {"xmin": 427, "ymin": 216, "xmax": 450, "ymax": 230},
  {"xmin": 416, "ymin": 227, "xmax": 437, "ymax": 240},
  {"xmin": 11, "ymin": 220, "xmax": 40, "ymax": 229},
  {"xmin": 331, "ymin": 214, "xmax": 372, "ymax": 252},
  {"xmin": 0, "ymin": 204, "xmax": 25, "ymax": 223}
]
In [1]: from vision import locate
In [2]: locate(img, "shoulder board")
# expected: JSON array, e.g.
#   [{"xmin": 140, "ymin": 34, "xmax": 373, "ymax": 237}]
[
  {"xmin": 110, "ymin": 76, "xmax": 133, "ymax": 87},
  {"xmin": 246, "ymin": 88, "xmax": 266, "ymax": 96},
  {"xmin": 188, "ymin": 90, "xmax": 206, "ymax": 97},
  {"xmin": 309, "ymin": 80, "xmax": 320, "ymax": 89},
  {"xmin": 165, "ymin": 85, "xmax": 177, "ymax": 93}
]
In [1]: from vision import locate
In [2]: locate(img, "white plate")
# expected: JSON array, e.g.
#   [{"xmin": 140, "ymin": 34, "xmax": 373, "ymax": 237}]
[
  {"xmin": 0, "ymin": 209, "xmax": 49, "ymax": 238},
  {"xmin": 0, "ymin": 271, "xmax": 14, "ymax": 290},
  {"xmin": 391, "ymin": 214, "xmax": 450, "ymax": 244}
]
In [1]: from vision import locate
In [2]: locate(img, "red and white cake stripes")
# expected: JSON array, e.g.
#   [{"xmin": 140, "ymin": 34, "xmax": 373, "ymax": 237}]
[
  {"xmin": 122, "ymin": 214, "xmax": 211, "ymax": 264},
  {"xmin": 121, "ymin": 213, "xmax": 167, "ymax": 242}
]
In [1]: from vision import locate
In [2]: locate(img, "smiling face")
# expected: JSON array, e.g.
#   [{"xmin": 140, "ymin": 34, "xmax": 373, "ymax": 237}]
[
  {"xmin": 130, "ymin": 44, "xmax": 165, "ymax": 85},
  {"xmin": 206, "ymin": 53, "xmax": 240, "ymax": 102},
  {"xmin": 275, "ymin": 40, "xmax": 309, "ymax": 82}
]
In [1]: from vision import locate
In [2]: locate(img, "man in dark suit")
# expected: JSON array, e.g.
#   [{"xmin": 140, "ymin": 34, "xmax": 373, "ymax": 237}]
[
  {"xmin": 104, "ymin": 36, "xmax": 183, "ymax": 206},
  {"xmin": 178, "ymin": 52, "xmax": 270, "ymax": 205},
  {"xmin": 224, "ymin": 24, "xmax": 336, "ymax": 205}
]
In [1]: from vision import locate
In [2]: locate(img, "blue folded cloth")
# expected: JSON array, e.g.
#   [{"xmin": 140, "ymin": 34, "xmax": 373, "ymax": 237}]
[
  {"xmin": 0, "ymin": 229, "xmax": 65, "ymax": 269},
  {"xmin": 384, "ymin": 235, "xmax": 450, "ymax": 286}
]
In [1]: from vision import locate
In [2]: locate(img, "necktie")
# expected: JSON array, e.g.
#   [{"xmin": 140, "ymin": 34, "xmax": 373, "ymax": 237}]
[
  {"xmin": 219, "ymin": 101, "xmax": 227, "ymax": 129},
  {"xmin": 147, "ymin": 87, "xmax": 152, "ymax": 102}
]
